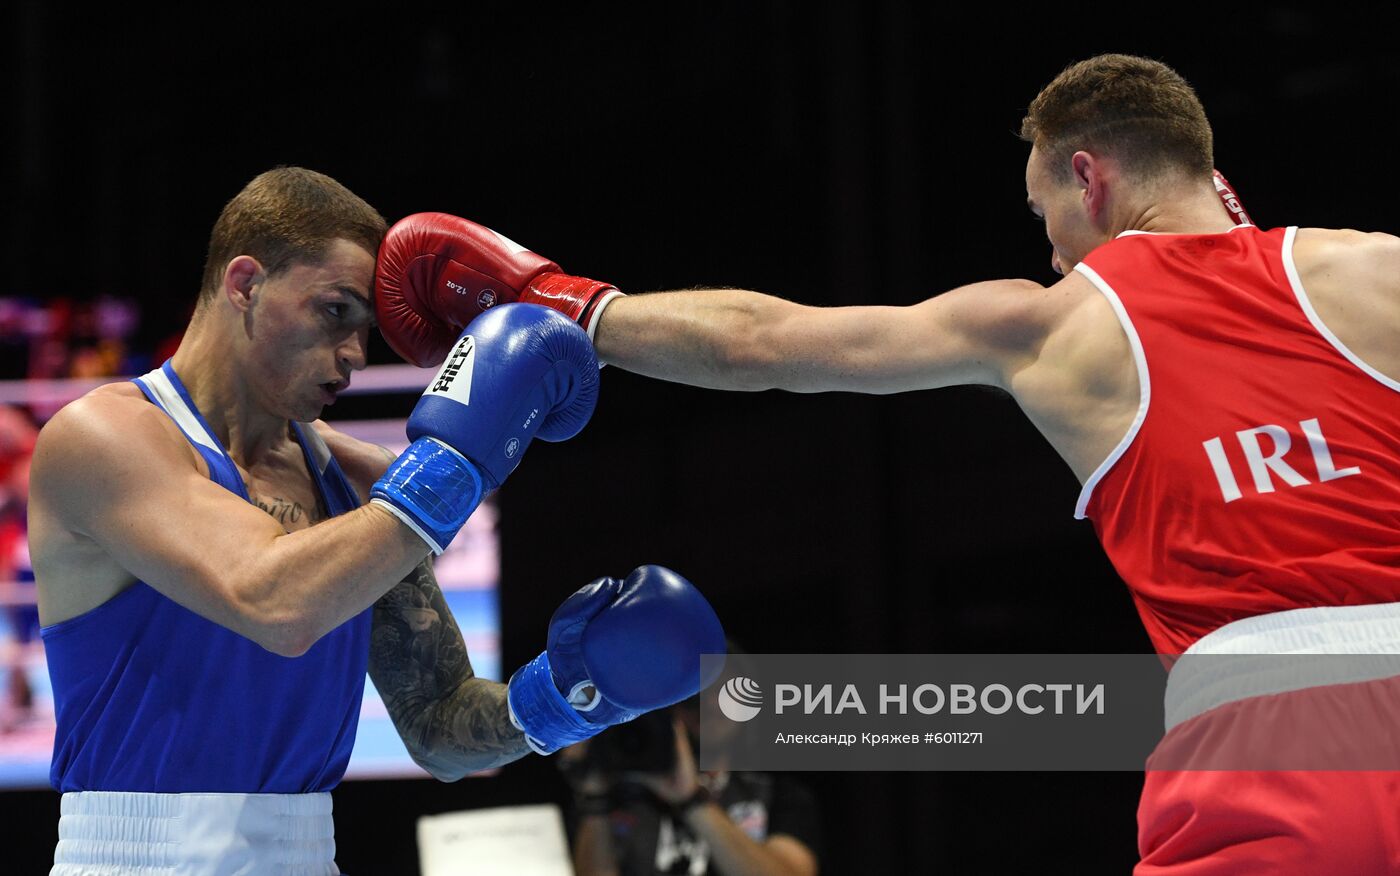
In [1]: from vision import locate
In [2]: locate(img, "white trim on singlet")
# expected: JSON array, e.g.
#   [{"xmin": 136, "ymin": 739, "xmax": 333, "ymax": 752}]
[
  {"xmin": 1115, "ymin": 224, "xmax": 1255, "ymax": 238},
  {"xmin": 1281, "ymin": 225, "xmax": 1400, "ymax": 394},
  {"xmin": 135, "ymin": 367, "xmax": 221, "ymax": 455},
  {"xmin": 1070, "ymin": 262, "xmax": 1151, "ymax": 520}
]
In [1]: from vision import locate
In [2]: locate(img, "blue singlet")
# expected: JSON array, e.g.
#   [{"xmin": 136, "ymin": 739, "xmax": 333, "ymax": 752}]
[{"xmin": 43, "ymin": 360, "xmax": 371, "ymax": 793}]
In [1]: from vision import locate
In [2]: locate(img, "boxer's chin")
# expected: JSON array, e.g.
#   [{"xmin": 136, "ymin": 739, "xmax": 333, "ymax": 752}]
[{"xmin": 285, "ymin": 392, "xmax": 328, "ymax": 424}]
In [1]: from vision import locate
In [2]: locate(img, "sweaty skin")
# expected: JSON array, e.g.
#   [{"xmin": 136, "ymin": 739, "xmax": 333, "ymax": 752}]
[{"xmin": 588, "ymin": 147, "xmax": 1400, "ymax": 483}]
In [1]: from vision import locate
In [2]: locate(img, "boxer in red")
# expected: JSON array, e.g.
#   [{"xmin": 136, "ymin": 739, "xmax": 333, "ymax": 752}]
[{"xmin": 376, "ymin": 54, "xmax": 1400, "ymax": 872}]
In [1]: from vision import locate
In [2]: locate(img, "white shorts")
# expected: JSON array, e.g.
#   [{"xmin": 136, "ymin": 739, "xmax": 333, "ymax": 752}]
[{"xmin": 51, "ymin": 790, "xmax": 338, "ymax": 876}]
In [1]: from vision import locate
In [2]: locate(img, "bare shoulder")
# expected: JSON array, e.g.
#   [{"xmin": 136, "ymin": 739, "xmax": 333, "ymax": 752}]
[
  {"xmin": 918, "ymin": 277, "xmax": 1070, "ymax": 354},
  {"xmin": 1051, "ymin": 264, "xmax": 1119, "ymax": 319},
  {"xmin": 35, "ymin": 382, "xmax": 194, "ymax": 478},
  {"xmin": 818, "ymin": 277, "xmax": 1060, "ymax": 393},
  {"xmin": 31, "ymin": 383, "xmax": 199, "ymax": 527},
  {"xmin": 930, "ymin": 276, "xmax": 1056, "ymax": 316},
  {"xmin": 1293, "ymin": 227, "xmax": 1400, "ymax": 290},
  {"xmin": 957, "ymin": 272, "xmax": 1102, "ymax": 361},
  {"xmin": 1289, "ymin": 227, "xmax": 1400, "ymax": 380},
  {"xmin": 1018, "ymin": 268, "xmax": 1131, "ymax": 390},
  {"xmin": 1027, "ymin": 269, "xmax": 1102, "ymax": 326},
  {"xmin": 942, "ymin": 274, "xmax": 1093, "ymax": 333},
  {"xmin": 1293, "ymin": 226, "xmax": 1400, "ymax": 253},
  {"xmin": 43, "ymin": 380, "xmax": 149, "ymax": 426},
  {"xmin": 309, "ymin": 420, "xmax": 394, "ymax": 501}
]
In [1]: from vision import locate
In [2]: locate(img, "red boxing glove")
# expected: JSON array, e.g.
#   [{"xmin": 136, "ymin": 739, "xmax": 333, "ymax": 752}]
[{"xmin": 375, "ymin": 212, "xmax": 623, "ymax": 367}]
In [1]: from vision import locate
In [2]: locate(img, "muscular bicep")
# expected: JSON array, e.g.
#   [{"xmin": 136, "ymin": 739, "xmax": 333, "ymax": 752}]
[
  {"xmin": 749, "ymin": 279, "xmax": 1048, "ymax": 394},
  {"xmin": 32, "ymin": 393, "xmax": 288, "ymax": 636}
]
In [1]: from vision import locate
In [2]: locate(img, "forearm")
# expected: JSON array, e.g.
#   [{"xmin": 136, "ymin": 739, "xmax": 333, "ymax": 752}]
[
  {"xmin": 409, "ymin": 677, "xmax": 531, "ymax": 779},
  {"xmin": 685, "ymin": 803, "xmax": 808, "ymax": 876},
  {"xmin": 370, "ymin": 560, "xmax": 529, "ymax": 781},
  {"xmin": 593, "ymin": 289, "xmax": 791, "ymax": 391},
  {"xmin": 235, "ymin": 503, "xmax": 430, "ymax": 653},
  {"xmin": 572, "ymin": 813, "xmax": 621, "ymax": 876}
]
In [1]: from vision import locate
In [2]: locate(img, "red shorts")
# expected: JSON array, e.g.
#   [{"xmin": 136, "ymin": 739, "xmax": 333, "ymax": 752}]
[
  {"xmin": 1137, "ymin": 770, "xmax": 1400, "ymax": 875},
  {"xmin": 1137, "ymin": 605, "xmax": 1400, "ymax": 874}
]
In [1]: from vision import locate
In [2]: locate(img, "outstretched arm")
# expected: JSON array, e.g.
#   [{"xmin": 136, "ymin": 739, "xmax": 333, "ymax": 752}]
[
  {"xmin": 373, "ymin": 212, "xmax": 1052, "ymax": 397},
  {"xmin": 369, "ymin": 559, "xmax": 529, "ymax": 781},
  {"xmin": 592, "ymin": 281, "xmax": 1050, "ymax": 395}
]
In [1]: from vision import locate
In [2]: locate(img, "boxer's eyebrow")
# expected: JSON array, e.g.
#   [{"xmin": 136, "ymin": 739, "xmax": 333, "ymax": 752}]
[{"xmin": 332, "ymin": 285, "xmax": 372, "ymax": 310}]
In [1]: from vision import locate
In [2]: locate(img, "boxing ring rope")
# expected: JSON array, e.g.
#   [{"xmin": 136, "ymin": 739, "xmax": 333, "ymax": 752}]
[
  {"xmin": 0, "ymin": 363, "xmax": 434, "ymax": 407},
  {"xmin": 0, "ymin": 364, "xmax": 435, "ymax": 608}
]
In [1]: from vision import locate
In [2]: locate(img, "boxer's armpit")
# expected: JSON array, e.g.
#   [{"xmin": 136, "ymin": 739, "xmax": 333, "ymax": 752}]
[{"xmin": 369, "ymin": 560, "xmax": 529, "ymax": 779}]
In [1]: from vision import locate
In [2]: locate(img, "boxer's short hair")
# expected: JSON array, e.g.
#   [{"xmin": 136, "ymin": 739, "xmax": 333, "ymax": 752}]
[
  {"xmin": 1020, "ymin": 54, "xmax": 1213, "ymax": 183},
  {"xmin": 199, "ymin": 166, "xmax": 387, "ymax": 302}
]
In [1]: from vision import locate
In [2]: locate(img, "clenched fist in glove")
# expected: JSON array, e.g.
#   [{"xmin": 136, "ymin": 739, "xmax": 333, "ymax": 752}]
[
  {"xmin": 370, "ymin": 303, "xmax": 599, "ymax": 553},
  {"xmin": 375, "ymin": 212, "xmax": 624, "ymax": 367},
  {"xmin": 507, "ymin": 566, "xmax": 726, "ymax": 755}
]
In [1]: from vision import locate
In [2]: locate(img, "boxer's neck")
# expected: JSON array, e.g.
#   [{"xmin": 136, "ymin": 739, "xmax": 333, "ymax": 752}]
[
  {"xmin": 171, "ymin": 312, "xmax": 295, "ymax": 466},
  {"xmin": 1117, "ymin": 182, "xmax": 1241, "ymax": 238}
]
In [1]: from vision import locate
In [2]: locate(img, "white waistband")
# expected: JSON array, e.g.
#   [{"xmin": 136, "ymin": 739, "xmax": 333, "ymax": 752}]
[
  {"xmin": 1185, "ymin": 601, "xmax": 1400, "ymax": 655},
  {"xmin": 52, "ymin": 791, "xmax": 338, "ymax": 876},
  {"xmin": 1165, "ymin": 603, "xmax": 1400, "ymax": 731}
]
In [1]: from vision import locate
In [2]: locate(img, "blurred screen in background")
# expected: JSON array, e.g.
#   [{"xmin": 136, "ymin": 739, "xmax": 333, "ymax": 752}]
[{"xmin": 0, "ymin": 309, "xmax": 501, "ymax": 787}]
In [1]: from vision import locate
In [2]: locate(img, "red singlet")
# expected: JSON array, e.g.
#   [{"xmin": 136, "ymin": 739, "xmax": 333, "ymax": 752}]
[{"xmin": 1074, "ymin": 225, "xmax": 1400, "ymax": 655}]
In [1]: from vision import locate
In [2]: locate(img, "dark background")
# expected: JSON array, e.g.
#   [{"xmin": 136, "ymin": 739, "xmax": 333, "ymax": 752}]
[{"xmin": 4, "ymin": 3, "xmax": 1396, "ymax": 873}]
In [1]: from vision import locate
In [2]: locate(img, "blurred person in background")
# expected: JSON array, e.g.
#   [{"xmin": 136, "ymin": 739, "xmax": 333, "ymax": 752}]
[{"xmin": 561, "ymin": 693, "xmax": 820, "ymax": 876}]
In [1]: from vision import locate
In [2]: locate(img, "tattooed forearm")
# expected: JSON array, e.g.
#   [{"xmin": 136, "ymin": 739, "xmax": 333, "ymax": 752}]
[{"xmin": 369, "ymin": 560, "xmax": 530, "ymax": 780}]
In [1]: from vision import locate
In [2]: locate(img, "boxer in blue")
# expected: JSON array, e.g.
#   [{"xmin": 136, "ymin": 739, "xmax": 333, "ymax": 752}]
[{"xmin": 25, "ymin": 167, "xmax": 723, "ymax": 875}]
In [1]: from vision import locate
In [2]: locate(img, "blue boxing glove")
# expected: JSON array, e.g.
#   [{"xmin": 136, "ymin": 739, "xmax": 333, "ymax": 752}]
[
  {"xmin": 507, "ymin": 566, "xmax": 727, "ymax": 755},
  {"xmin": 371, "ymin": 303, "xmax": 599, "ymax": 553}
]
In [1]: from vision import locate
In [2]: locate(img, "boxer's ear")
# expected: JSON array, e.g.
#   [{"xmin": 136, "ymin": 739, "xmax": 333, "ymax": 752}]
[
  {"xmin": 223, "ymin": 255, "xmax": 264, "ymax": 313},
  {"xmin": 1072, "ymin": 150, "xmax": 1109, "ymax": 222}
]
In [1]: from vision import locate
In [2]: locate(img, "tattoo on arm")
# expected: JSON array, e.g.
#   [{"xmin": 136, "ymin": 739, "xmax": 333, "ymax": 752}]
[
  {"xmin": 249, "ymin": 494, "xmax": 314, "ymax": 526},
  {"xmin": 369, "ymin": 560, "xmax": 530, "ymax": 779}
]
